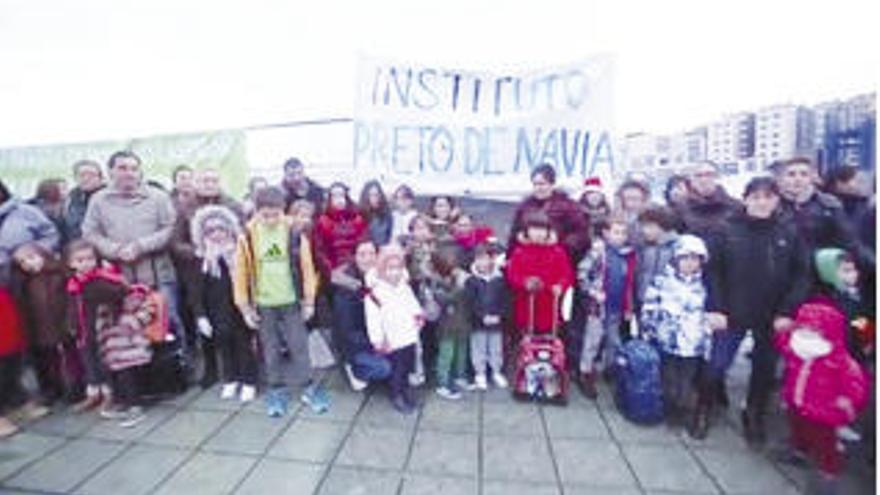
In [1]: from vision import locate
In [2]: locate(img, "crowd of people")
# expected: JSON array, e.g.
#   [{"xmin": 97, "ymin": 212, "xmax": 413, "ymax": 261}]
[{"xmin": 0, "ymin": 153, "xmax": 875, "ymax": 493}]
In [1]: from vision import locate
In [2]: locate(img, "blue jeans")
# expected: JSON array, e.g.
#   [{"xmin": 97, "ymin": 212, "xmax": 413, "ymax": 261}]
[
  {"xmin": 159, "ymin": 282, "xmax": 188, "ymax": 357},
  {"xmin": 351, "ymin": 351, "xmax": 392, "ymax": 382}
]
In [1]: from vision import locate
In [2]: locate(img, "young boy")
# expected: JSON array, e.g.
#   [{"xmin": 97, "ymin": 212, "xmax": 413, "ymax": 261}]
[
  {"xmin": 600, "ymin": 213, "xmax": 637, "ymax": 372},
  {"xmin": 576, "ymin": 235, "xmax": 606, "ymax": 399},
  {"xmin": 233, "ymin": 187, "xmax": 329, "ymax": 417},
  {"xmin": 640, "ymin": 235, "xmax": 713, "ymax": 437},
  {"xmin": 466, "ymin": 243, "xmax": 508, "ymax": 390},
  {"xmin": 635, "ymin": 206, "xmax": 679, "ymax": 311},
  {"xmin": 815, "ymin": 248, "xmax": 874, "ymax": 363}
]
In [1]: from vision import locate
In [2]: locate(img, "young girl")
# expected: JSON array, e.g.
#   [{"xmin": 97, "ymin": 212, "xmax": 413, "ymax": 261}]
[
  {"xmin": 364, "ymin": 244, "xmax": 425, "ymax": 414},
  {"xmin": 390, "ymin": 185, "xmax": 417, "ymax": 246},
  {"xmin": 775, "ymin": 300, "xmax": 868, "ymax": 494},
  {"xmin": 359, "ymin": 180, "xmax": 393, "ymax": 247},
  {"xmin": 640, "ymin": 235, "xmax": 714, "ymax": 436},
  {"xmin": 579, "ymin": 177, "xmax": 611, "ymax": 237},
  {"xmin": 432, "ymin": 241, "xmax": 471, "ymax": 400},
  {"xmin": 576, "ymin": 236, "xmax": 607, "ymax": 399},
  {"xmin": 191, "ymin": 205, "xmax": 258, "ymax": 402},
  {"xmin": 314, "ymin": 182, "xmax": 367, "ymax": 275},
  {"xmin": 451, "ymin": 212, "xmax": 495, "ymax": 268},
  {"xmin": 426, "ymin": 195, "xmax": 458, "ymax": 241},
  {"xmin": 12, "ymin": 243, "xmax": 78, "ymax": 404},
  {"xmin": 66, "ymin": 239, "xmax": 122, "ymax": 413},
  {"xmin": 405, "ymin": 214, "xmax": 438, "ymax": 386}
]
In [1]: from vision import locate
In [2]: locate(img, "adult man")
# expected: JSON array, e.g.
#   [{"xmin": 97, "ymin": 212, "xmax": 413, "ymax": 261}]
[
  {"xmin": 280, "ymin": 157, "xmax": 324, "ymax": 212},
  {"xmin": 81, "ymin": 151, "xmax": 186, "ymax": 352},
  {"xmin": 677, "ymin": 161, "xmax": 741, "ymax": 244},
  {"xmin": 701, "ymin": 177, "xmax": 810, "ymax": 442},
  {"xmin": 64, "ymin": 160, "xmax": 105, "ymax": 241},
  {"xmin": 170, "ymin": 165, "xmax": 196, "ymax": 211}
]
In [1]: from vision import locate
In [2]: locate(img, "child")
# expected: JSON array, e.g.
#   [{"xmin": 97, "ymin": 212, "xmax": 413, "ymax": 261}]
[
  {"xmin": 634, "ymin": 206, "xmax": 679, "ymax": 311},
  {"xmin": 404, "ymin": 214, "xmax": 438, "ymax": 386},
  {"xmin": 451, "ymin": 212, "xmax": 496, "ymax": 268},
  {"xmin": 288, "ymin": 199, "xmax": 316, "ymax": 233},
  {"xmin": 579, "ymin": 176, "xmax": 611, "ymax": 237},
  {"xmin": 775, "ymin": 300, "xmax": 868, "ymax": 494},
  {"xmin": 465, "ymin": 243, "xmax": 508, "ymax": 390},
  {"xmin": 65, "ymin": 239, "xmax": 125, "ymax": 413},
  {"xmin": 390, "ymin": 185, "xmax": 417, "ymax": 245},
  {"xmin": 576, "ymin": 236, "xmax": 607, "ymax": 399},
  {"xmin": 814, "ymin": 248, "xmax": 874, "ymax": 363},
  {"xmin": 426, "ymin": 195, "xmax": 458, "ymax": 241},
  {"xmin": 640, "ymin": 235, "xmax": 713, "ymax": 436},
  {"xmin": 12, "ymin": 243, "xmax": 78, "ymax": 404},
  {"xmin": 364, "ymin": 244, "xmax": 425, "ymax": 414},
  {"xmin": 190, "ymin": 205, "xmax": 258, "ymax": 402},
  {"xmin": 359, "ymin": 180, "xmax": 393, "ymax": 247},
  {"xmin": 233, "ymin": 186, "xmax": 328, "ymax": 417},
  {"xmin": 506, "ymin": 211, "xmax": 575, "ymax": 341},
  {"xmin": 599, "ymin": 213, "xmax": 637, "ymax": 371},
  {"xmin": 432, "ymin": 241, "xmax": 471, "ymax": 399}
]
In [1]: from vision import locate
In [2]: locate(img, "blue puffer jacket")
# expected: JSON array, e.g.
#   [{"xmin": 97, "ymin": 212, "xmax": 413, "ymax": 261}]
[{"xmin": 0, "ymin": 197, "xmax": 60, "ymax": 287}]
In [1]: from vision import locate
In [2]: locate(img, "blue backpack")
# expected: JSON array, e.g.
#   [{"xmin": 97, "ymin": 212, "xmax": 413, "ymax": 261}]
[{"xmin": 613, "ymin": 339, "xmax": 664, "ymax": 424}]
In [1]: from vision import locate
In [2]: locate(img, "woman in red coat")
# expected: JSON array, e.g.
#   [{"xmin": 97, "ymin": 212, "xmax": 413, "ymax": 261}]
[
  {"xmin": 0, "ymin": 287, "xmax": 42, "ymax": 437},
  {"xmin": 506, "ymin": 211, "xmax": 575, "ymax": 335},
  {"xmin": 314, "ymin": 183, "xmax": 368, "ymax": 276},
  {"xmin": 775, "ymin": 298, "xmax": 868, "ymax": 492}
]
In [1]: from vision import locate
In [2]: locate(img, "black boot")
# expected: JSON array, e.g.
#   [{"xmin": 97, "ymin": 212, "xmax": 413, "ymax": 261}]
[
  {"xmin": 741, "ymin": 407, "xmax": 767, "ymax": 446},
  {"xmin": 689, "ymin": 385, "xmax": 713, "ymax": 440}
]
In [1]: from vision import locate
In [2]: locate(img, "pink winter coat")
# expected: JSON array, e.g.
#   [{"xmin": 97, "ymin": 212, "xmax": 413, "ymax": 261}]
[{"xmin": 775, "ymin": 297, "xmax": 868, "ymax": 427}]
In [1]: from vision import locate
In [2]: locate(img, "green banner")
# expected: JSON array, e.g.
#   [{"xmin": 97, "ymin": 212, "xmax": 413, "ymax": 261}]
[{"xmin": 0, "ymin": 130, "xmax": 249, "ymax": 198}]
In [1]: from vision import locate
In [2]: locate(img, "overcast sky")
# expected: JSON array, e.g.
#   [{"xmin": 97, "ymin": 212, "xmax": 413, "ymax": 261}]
[{"xmin": 0, "ymin": 0, "xmax": 876, "ymax": 148}]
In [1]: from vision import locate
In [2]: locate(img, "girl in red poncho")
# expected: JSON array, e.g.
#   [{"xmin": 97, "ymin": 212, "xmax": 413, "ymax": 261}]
[
  {"xmin": 775, "ymin": 299, "xmax": 868, "ymax": 492},
  {"xmin": 314, "ymin": 182, "xmax": 367, "ymax": 276},
  {"xmin": 506, "ymin": 211, "xmax": 574, "ymax": 336}
]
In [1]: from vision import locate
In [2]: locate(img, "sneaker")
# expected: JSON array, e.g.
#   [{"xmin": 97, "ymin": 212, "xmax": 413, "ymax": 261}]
[
  {"xmin": 220, "ymin": 382, "xmax": 239, "ymax": 400},
  {"xmin": 578, "ymin": 372, "xmax": 598, "ymax": 400},
  {"xmin": 435, "ymin": 386, "xmax": 462, "ymax": 401},
  {"xmin": 492, "ymin": 372, "xmax": 509, "ymax": 389},
  {"xmin": 474, "ymin": 374, "xmax": 488, "ymax": 391},
  {"xmin": 301, "ymin": 384, "xmax": 331, "ymax": 414},
  {"xmin": 409, "ymin": 372, "xmax": 426, "ymax": 387},
  {"xmin": 266, "ymin": 390, "xmax": 285, "ymax": 418},
  {"xmin": 72, "ymin": 394, "xmax": 102, "ymax": 413},
  {"xmin": 837, "ymin": 426, "xmax": 862, "ymax": 443},
  {"xmin": 0, "ymin": 416, "xmax": 19, "ymax": 438},
  {"xmin": 454, "ymin": 378, "xmax": 475, "ymax": 391},
  {"xmin": 345, "ymin": 364, "xmax": 368, "ymax": 392},
  {"xmin": 99, "ymin": 405, "xmax": 128, "ymax": 420},
  {"xmin": 391, "ymin": 394, "xmax": 415, "ymax": 415},
  {"xmin": 119, "ymin": 407, "xmax": 146, "ymax": 428},
  {"xmin": 239, "ymin": 385, "xmax": 257, "ymax": 403}
]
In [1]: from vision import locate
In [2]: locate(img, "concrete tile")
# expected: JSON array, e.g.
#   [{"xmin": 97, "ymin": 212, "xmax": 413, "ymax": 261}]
[
  {"xmin": 27, "ymin": 410, "xmax": 101, "ymax": 437},
  {"xmin": 542, "ymin": 404, "xmax": 611, "ymax": 439},
  {"xmin": 235, "ymin": 458, "xmax": 325, "ymax": 495},
  {"xmin": 551, "ymin": 438, "xmax": 638, "ymax": 488},
  {"xmin": 400, "ymin": 474, "xmax": 478, "ymax": 495},
  {"xmin": 482, "ymin": 435, "xmax": 556, "ymax": 483},
  {"xmin": 695, "ymin": 448, "xmax": 801, "ymax": 494},
  {"xmin": 162, "ymin": 387, "xmax": 202, "ymax": 408},
  {"xmin": 407, "ymin": 430, "xmax": 477, "ymax": 477},
  {"xmin": 623, "ymin": 443, "xmax": 719, "ymax": 493},
  {"xmin": 337, "ymin": 425, "xmax": 413, "ymax": 470},
  {"xmin": 141, "ymin": 409, "xmax": 230, "ymax": 448},
  {"xmin": 268, "ymin": 419, "xmax": 349, "ymax": 463},
  {"xmin": 73, "ymin": 444, "xmax": 189, "ymax": 495},
  {"xmin": 188, "ymin": 386, "xmax": 246, "ymax": 412},
  {"xmin": 567, "ymin": 486, "xmax": 641, "ymax": 494},
  {"xmin": 318, "ymin": 466, "xmax": 402, "ymax": 495},
  {"xmin": 482, "ymin": 402, "xmax": 544, "ymax": 437},
  {"xmin": 82, "ymin": 406, "xmax": 176, "ymax": 442},
  {"xmin": 600, "ymin": 406, "xmax": 680, "ymax": 445},
  {"xmin": 299, "ymin": 390, "xmax": 364, "ymax": 423},
  {"xmin": 680, "ymin": 421, "xmax": 751, "ymax": 451},
  {"xmin": 153, "ymin": 452, "xmax": 256, "ymax": 495},
  {"xmin": 203, "ymin": 412, "xmax": 288, "ymax": 456},
  {"xmin": 481, "ymin": 386, "xmax": 515, "ymax": 403},
  {"xmin": 418, "ymin": 397, "xmax": 479, "ymax": 433},
  {"xmin": 5, "ymin": 438, "xmax": 126, "ymax": 493},
  {"xmin": 483, "ymin": 480, "xmax": 560, "ymax": 495},
  {"xmin": 0, "ymin": 433, "xmax": 66, "ymax": 481},
  {"xmin": 357, "ymin": 394, "xmax": 419, "ymax": 430}
]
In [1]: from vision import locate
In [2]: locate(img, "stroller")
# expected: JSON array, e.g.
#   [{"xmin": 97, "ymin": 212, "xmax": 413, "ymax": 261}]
[{"xmin": 513, "ymin": 290, "xmax": 569, "ymax": 404}]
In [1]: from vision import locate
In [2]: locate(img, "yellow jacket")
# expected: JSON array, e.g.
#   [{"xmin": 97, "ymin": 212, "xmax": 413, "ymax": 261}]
[{"xmin": 233, "ymin": 216, "xmax": 319, "ymax": 309}]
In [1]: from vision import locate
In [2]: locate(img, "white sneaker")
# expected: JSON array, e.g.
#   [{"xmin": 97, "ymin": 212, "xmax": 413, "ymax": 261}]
[
  {"xmin": 220, "ymin": 382, "xmax": 239, "ymax": 400},
  {"xmin": 474, "ymin": 374, "xmax": 488, "ymax": 391},
  {"xmin": 345, "ymin": 364, "xmax": 368, "ymax": 392},
  {"xmin": 837, "ymin": 426, "xmax": 862, "ymax": 443},
  {"xmin": 454, "ymin": 378, "xmax": 475, "ymax": 391},
  {"xmin": 409, "ymin": 372, "xmax": 426, "ymax": 387},
  {"xmin": 239, "ymin": 385, "xmax": 257, "ymax": 403},
  {"xmin": 492, "ymin": 372, "xmax": 509, "ymax": 389},
  {"xmin": 119, "ymin": 407, "xmax": 146, "ymax": 428},
  {"xmin": 436, "ymin": 386, "xmax": 462, "ymax": 401}
]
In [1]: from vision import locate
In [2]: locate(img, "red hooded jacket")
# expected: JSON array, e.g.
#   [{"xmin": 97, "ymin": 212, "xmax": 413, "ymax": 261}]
[
  {"xmin": 506, "ymin": 241, "xmax": 574, "ymax": 333},
  {"xmin": 0, "ymin": 287, "xmax": 27, "ymax": 357},
  {"xmin": 776, "ymin": 297, "xmax": 868, "ymax": 427},
  {"xmin": 314, "ymin": 205, "xmax": 367, "ymax": 275}
]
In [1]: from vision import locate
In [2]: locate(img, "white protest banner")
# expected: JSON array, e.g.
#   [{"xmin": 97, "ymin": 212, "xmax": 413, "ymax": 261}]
[{"xmin": 353, "ymin": 55, "xmax": 617, "ymax": 197}]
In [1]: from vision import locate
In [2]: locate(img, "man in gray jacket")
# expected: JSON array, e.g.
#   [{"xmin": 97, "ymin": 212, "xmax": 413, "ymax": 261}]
[{"xmin": 81, "ymin": 151, "xmax": 187, "ymax": 356}]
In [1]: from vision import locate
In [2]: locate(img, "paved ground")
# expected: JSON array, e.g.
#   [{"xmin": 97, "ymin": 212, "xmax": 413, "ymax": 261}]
[{"xmin": 0, "ymin": 357, "xmax": 873, "ymax": 495}]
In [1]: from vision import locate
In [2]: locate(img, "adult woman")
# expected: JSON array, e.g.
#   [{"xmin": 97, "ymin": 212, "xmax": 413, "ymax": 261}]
[{"xmin": 359, "ymin": 180, "xmax": 393, "ymax": 247}]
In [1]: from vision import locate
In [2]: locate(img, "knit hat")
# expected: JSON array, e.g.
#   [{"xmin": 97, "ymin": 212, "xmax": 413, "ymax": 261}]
[
  {"xmin": 814, "ymin": 248, "xmax": 849, "ymax": 292},
  {"xmin": 674, "ymin": 234, "xmax": 708, "ymax": 261},
  {"xmin": 583, "ymin": 177, "xmax": 603, "ymax": 194}
]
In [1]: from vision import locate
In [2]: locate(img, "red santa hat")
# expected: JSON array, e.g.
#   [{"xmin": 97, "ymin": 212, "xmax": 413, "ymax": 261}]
[{"xmin": 583, "ymin": 176, "xmax": 603, "ymax": 194}]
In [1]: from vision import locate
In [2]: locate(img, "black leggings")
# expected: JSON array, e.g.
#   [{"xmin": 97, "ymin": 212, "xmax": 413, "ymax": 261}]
[{"xmin": 0, "ymin": 353, "xmax": 28, "ymax": 413}]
